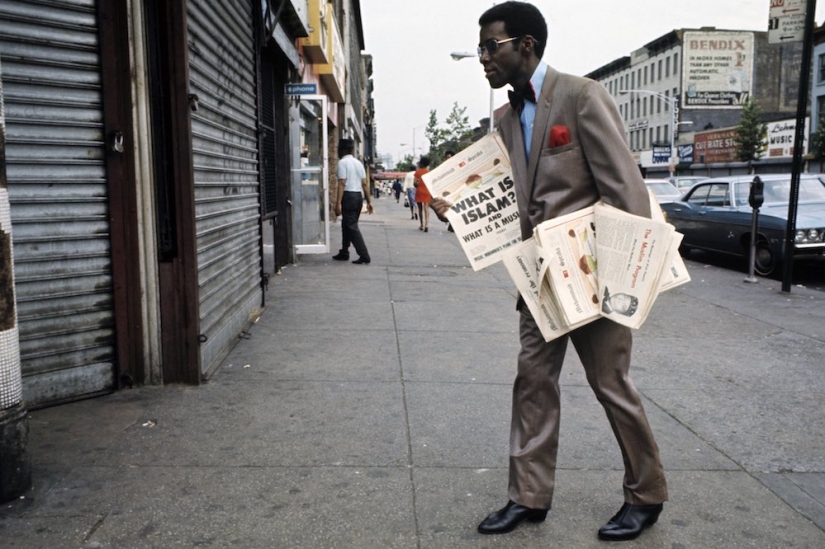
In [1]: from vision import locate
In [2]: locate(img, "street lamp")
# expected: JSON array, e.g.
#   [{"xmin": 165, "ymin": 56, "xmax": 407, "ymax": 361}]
[
  {"xmin": 411, "ymin": 124, "xmax": 427, "ymax": 159},
  {"xmin": 620, "ymin": 89, "xmax": 693, "ymax": 173},
  {"xmin": 397, "ymin": 143, "xmax": 412, "ymax": 168},
  {"xmin": 451, "ymin": 51, "xmax": 495, "ymax": 133}
]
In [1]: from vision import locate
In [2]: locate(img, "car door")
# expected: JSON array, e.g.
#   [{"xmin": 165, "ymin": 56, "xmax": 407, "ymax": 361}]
[
  {"xmin": 693, "ymin": 182, "xmax": 741, "ymax": 254},
  {"xmin": 666, "ymin": 183, "xmax": 710, "ymax": 246}
]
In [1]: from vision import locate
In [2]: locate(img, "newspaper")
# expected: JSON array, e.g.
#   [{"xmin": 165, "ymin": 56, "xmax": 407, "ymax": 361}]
[
  {"xmin": 502, "ymin": 238, "xmax": 592, "ymax": 341},
  {"xmin": 421, "ymin": 133, "xmax": 521, "ymax": 271},
  {"xmin": 649, "ymin": 197, "xmax": 691, "ymax": 293},
  {"xmin": 426, "ymin": 134, "xmax": 690, "ymax": 338},
  {"xmin": 504, "ymin": 194, "xmax": 691, "ymax": 341}
]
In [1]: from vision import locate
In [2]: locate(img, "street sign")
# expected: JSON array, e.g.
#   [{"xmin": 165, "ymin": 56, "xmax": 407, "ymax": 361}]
[
  {"xmin": 285, "ymin": 83, "xmax": 317, "ymax": 95},
  {"xmin": 768, "ymin": 0, "xmax": 806, "ymax": 44},
  {"xmin": 652, "ymin": 145, "xmax": 671, "ymax": 164}
]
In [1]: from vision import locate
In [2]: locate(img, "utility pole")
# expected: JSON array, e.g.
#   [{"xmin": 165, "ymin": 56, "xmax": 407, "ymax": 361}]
[{"xmin": 778, "ymin": 0, "xmax": 817, "ymax": 292}]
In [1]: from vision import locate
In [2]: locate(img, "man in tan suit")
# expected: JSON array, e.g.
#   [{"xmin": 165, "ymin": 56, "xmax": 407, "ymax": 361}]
[{"xmin": 474, "ymin": 1, "xmax": 668, "ymax": 541}]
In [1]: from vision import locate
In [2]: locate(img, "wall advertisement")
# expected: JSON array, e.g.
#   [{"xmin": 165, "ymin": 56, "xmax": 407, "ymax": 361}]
[
  {"xmin": 693, "ymin": 128, "xmax": 738, "ymax": 164},
  {"xmin": 681, "ymin": 31, "xmax": 754, "ymax": 109}
]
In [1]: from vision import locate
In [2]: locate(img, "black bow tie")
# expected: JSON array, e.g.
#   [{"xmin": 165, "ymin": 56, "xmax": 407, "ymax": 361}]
[{"xmin": 508, "ymin": 83, "xmax": 536, "ymax": 112}]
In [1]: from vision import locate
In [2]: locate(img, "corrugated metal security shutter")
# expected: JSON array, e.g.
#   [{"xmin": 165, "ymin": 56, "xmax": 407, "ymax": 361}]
[
  {"xmin": 187, "ymin": 0, "xmax": 263, "ymax": 374},
  {"xmin": 0, "ymin": 0, "xmax": 115, "ymax": 405}
]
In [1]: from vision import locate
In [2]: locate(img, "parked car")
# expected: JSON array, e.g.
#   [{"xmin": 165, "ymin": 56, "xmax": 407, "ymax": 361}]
[
  {"xmin": 660, "ymin": 174, "xmax": 825, "ymax": 276},
  {"xmin": 644, "ymin": 179, "xmax": 682, "ymax": 203},
  {"xmin": 670, "ymin": 176, "xmax": 707, "ymax": 191}
]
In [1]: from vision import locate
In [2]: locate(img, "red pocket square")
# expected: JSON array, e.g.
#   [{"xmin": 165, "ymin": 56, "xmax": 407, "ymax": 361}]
[{"xmin": 549, "ymin": 125, "xmax": 571, "ymax": 148}]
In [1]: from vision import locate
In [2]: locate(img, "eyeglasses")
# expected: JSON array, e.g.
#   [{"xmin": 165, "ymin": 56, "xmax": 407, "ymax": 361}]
[{"xmin": 477, "ymin": 36, "xmax": 521, "ymax": 58}]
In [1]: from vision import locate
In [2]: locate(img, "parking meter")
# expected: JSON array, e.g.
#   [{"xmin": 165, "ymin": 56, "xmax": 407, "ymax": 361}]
[
  {"xmin": 745, "ymin": 176, "xmax": 763, "ymax": 282},
  {"xmin": 749, "ymin": 176, "xmax": 764, "ymax": 209}
]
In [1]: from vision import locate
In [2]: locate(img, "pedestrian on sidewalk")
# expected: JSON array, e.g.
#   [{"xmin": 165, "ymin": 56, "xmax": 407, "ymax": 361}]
[
  {"xmin": 404, "ymin": 170, "xmax": 417, "ymax": 220},
  {"xmin": 332, "ymin": 139, "xmax": 372, "ymax": 264},
  {"xmin": 472, "ymin": 1, "xmax": 667, "ymax": 541},
  {"xmin": 392, "ymin": 178, "xmax": 403, "ymax": 202},
  {"xmin": 413, "ymin": 156, "xmax": 432, "ymax": 232}
]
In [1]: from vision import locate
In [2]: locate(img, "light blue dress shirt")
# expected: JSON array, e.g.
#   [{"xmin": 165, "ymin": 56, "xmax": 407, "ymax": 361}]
[{"xmin": 520, "ymin": 61, "xmax": 548, "ymax": 160}]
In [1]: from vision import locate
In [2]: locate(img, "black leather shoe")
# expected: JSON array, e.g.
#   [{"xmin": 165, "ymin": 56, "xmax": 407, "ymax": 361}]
[
  {"xmin": 477, "ymin": 500, "xmax": 548, "ymax": 535},
  {"xmin": 598, "ymin": 502, "xmax": 663, "ymax": 541},
  {"xmin": 332, "ymin": 252, "xmax": 349, "ymax": 261},
  {"xmin": 352, "ymin": 257, "xmax": 370, "ymax": 264}
]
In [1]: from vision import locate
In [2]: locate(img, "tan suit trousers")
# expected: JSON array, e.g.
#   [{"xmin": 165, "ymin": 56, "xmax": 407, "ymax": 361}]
[{"xmin": 508, "ymin": 311, "xmax": 668, "ymax": 509}]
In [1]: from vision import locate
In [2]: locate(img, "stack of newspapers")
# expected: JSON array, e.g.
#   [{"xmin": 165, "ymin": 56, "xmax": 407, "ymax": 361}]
[{"xmin": 422, "ymin": 133, "xmax": 690, "ymax": 342}]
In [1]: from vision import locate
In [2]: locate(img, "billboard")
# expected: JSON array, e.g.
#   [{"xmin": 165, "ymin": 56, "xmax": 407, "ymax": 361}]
[
  {"xmin": 693, "ymin": 128, "xmax": 738, "ymax": 163},
  {"xmin": 682, "ymin": 31, "xmax": 754, "ymax": 109}
]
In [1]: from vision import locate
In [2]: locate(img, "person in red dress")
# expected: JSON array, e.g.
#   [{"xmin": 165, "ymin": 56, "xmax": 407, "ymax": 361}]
[{"xmin": 413, "ymin": 157, "xmax": 432, "ymax": 232}]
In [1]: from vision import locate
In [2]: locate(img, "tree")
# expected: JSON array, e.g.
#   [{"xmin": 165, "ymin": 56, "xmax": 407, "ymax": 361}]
[
  {"xmin": 809, "ymin": 112, "xmax": 825, "ymax": 172},
  {"xmin": 424, "ymin": 109, "xmax": 449, "ymax": 164},
  {"xmin": 423, "ymin": 102, "xmax": 476, "ymax": 165},
  {"xmin": 734, "ymin": 98, "xmax": 767, "ymax": 173},
  {"xmin": 396, "ymin": 154, "xmax": 415, "ymax": 172},
  {"xmin": 442, "ymin": 102, "xmax": 475, "ymax": 154}
]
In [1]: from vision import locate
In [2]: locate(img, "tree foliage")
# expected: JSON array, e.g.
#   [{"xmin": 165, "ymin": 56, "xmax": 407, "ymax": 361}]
[
  {"xmin": 423, "ymin": 110, "xmax": 449, "ymax": 164},
  {"xmin": 423, "ymin": 102, "xmax": 477, "ymax": 165},
  {"xmin": 396, "ymin": 154, "xmax": 415, "ymax": 172},
  {"xmin": 734, "ymin": 98, "xmax": 767, "ymax": 171}
]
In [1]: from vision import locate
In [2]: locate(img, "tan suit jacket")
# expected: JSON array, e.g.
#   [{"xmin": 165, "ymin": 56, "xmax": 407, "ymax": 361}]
[{"xmin": 498, "ymin": 65, "xmax": 651, "ymax": 240}]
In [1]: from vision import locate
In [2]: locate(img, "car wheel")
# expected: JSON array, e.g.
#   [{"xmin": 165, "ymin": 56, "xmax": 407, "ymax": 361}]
[{"xmin": 753, "ymin": 241, "xmax": 775, "ymax": 276}]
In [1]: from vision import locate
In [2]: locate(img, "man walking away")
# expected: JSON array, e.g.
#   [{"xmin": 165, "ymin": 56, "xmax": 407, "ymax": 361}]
[{"xmin": 332, "ymin": 139, "xmax": 372, "ymax": 264}]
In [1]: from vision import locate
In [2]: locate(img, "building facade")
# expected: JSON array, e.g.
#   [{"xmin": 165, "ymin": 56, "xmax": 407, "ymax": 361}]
[
  {"xmin": 810, "ymin": 23, "xmax": 825, "ymax": 136},
  {"xmin": 0, "ymin": 0, "xmax": 374, "ymax": 407},
  {"xmin": 586, "ymin": 28, "xmax": 805, "ymax": 177}
]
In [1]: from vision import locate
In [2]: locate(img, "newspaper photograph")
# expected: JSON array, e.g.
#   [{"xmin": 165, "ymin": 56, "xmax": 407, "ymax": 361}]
[{"xmin": 422, "ymin": 133, "xmax": 522, "ymax": 271}]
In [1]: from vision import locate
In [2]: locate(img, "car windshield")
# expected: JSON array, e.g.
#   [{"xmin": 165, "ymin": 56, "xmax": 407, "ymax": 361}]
[
  {"xmin": 647, "ymin": 182, "xmax": 681, "ymax": 198},
  {"xmin": 673, "ymin": 177, "xmax": 704, "ymax": 189},
  {"xmin": 733, "ymin": 177, "xmax": 825, "ymax": 206}
]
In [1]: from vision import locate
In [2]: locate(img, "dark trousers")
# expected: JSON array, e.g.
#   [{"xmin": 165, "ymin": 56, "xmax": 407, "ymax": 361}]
[{"xmin": 341, "ymin": 192, "xmax": 369, "ymax": 259}]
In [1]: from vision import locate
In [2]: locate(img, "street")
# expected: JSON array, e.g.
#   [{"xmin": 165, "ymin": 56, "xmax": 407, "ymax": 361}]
[{"xmin": 684, "ymin": 249, "xmax": 825, "ymax": 292}]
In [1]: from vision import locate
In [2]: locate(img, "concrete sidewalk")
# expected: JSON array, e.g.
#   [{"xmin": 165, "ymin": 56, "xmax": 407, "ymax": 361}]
[{"xmin": 3, "ymin": 195, "xmax": 825, "ymax": 548}]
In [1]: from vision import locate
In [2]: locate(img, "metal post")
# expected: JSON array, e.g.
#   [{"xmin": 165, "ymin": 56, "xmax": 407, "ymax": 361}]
[
  {"xmin": 745, "ymin": 176, "xmax": 764, "ymax": 283},
  {"xmin": 782, "ymin": 0, "xmax": 817, "ymax": 292},
  {"xmin": 670, "ymin": 101, "xmax": 677, "ymax": 172},
  {"xmin": 744, "ymin": 206, "xmax": 760, "ymax": 283}
]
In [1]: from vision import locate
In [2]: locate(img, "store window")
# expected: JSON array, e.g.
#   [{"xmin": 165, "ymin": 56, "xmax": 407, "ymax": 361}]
[{"xmin": 819, "ymin": 54, "xmax": 825, "ymax": 83}]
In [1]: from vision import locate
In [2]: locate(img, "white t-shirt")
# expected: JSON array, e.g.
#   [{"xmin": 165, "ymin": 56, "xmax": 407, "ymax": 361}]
[
  {"xmin": 337, "ymin": 154, "xmax": 366, "ymax": 193},
  {"xmin": 402, "ymin": 171, "xmax": 415, "ymax": 191}
]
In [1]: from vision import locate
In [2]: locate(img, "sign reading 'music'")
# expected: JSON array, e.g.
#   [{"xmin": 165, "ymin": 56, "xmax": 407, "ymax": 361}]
[
  {"xmin": 681, "ymin": 31, "xmax": 754, "ymax": 109},
  {"xmin": 765, "ymin": 118, "xmax": 809, "ymax": 158}
]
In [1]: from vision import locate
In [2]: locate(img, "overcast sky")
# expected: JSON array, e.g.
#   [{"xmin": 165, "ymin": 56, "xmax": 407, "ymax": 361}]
[{"xmin": 358, "ymin": 0, "xmax": 825, "ymax": 167}]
